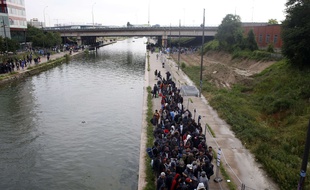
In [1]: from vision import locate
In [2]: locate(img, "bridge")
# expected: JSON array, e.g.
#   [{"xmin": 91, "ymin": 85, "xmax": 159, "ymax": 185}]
[{"xmin": 44, "ymin": 26, "xmax": 218, "ymax": 46}]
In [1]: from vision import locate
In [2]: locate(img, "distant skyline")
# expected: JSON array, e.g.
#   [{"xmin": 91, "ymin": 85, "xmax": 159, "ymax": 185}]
[{"xmin": 25, "ymin": 0, "xmax": 287, "ymax": 27}]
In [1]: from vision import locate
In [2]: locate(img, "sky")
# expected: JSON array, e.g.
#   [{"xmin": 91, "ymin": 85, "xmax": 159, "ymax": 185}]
[{"xmin": 25, "ymin": 0, "xmax": 287, "ymax": 27}]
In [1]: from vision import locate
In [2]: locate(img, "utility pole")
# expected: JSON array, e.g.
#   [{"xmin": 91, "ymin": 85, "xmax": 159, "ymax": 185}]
[
  {"xmin": 199, "ymin": 9, "xmax": 205, "ymax": 97},
  {"xmin": 298, "ymin": 118, "xmax": 310, "ymax": 189},
  {"xmin": 169, "ymin": 23, "xmax": 171, "ymax": 54},
  {"xmin": 177, "ymin": 20, "xmax": 181, "ymax": 70},
  {"xmin": 92, "ymin": 2, "xmax": 96, "ymax": 27},
  {"xmin": 1, "ymin": 17, "xmax": 8, "ymax": 53},
  {"xmin": 43, "ymin": 6, "xmax": 48, "ymax": 27}
]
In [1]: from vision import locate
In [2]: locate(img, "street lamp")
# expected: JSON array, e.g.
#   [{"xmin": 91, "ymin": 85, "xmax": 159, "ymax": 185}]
[
  {"xmin": 178, "ymin": 19, "xmax": 181, "ymax": 70},
  {"xmin": 1, "ymin": 17, "xmax": 8, "ymax": 53},
  {"xmin": 199, "ymin": 9, "xmax": 205, "ymax": 98},
  {"xmin": 92, "ymin": 2, "xmax": 96, "ymax": 27},
  {"xmin": 43, "ymin": 6, "xmax": 48, "ymax": 27}
]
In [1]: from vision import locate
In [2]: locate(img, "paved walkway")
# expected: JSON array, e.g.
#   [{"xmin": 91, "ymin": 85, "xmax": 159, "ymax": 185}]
[
  {"xmin": 14, "ymin": 50, "xmax": 79, "ymax": 74},
  {"xmin": 138, "ymin": 51, "xmax": 279, "ymax": 190}
]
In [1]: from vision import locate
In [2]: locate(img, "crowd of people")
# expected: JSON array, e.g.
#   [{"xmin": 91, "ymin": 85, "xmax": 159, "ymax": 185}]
[
  {"xmin": 148, "ymin": 69, "xmax": 214, "ymax": 190},
  {"xmin": 0, "ymin": 53, "xmax": 42, "ymax": 74}
]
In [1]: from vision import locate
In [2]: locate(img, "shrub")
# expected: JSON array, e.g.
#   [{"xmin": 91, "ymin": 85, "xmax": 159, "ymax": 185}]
[
  {"xmin": 181, "ymin": 62, "xmax": 186, "ymax": 69},
  {"xmin": 267, "ymin": 44, "xmax": 275, "ymax": 53},
  {"xmin": 203, "ymin": 40, "xmax": 219, "ymax": 53}
]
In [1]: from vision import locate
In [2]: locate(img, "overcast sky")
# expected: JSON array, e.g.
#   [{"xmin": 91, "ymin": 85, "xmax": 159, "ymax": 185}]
[{"xmin": 25, "ymin": 0, "xmax": 287, "ymax": 27}]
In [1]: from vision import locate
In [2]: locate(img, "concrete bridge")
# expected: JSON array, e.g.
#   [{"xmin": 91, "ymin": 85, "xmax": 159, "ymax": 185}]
[{"xmin": 44, "ymin": 26, "xmax": 218, "ymax": 46}]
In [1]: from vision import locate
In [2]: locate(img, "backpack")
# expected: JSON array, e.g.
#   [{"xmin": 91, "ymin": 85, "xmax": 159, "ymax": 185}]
[{"xmin": 146, "ymin": 147, "xmax": 157, "ymax": 159}]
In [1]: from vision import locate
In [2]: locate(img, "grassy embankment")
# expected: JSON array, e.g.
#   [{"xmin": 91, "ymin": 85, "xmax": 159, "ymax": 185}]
[
  {"xmin": 178, "ymin": 52, "xmax": 310, "ymax": 190},
  {"xmin": 144, "ymin": 86, "xmax": 156, "ymax": 190}
]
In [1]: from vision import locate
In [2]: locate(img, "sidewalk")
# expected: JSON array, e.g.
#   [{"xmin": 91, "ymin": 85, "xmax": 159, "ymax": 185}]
[
  {"xmin": 139, "ymin": 51, "xmax": 279, "ymax": 190},
  {"xmin": 15, "ymin": 50, "xmax": 79, "ymax": 74}
]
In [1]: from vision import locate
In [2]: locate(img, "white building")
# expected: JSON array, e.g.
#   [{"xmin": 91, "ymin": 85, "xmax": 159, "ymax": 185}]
[{"xmin": 28, "ymin": 18, "xmax": 43, "ymax": 28}]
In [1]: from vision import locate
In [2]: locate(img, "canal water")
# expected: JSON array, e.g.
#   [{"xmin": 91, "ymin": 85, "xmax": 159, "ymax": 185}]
[{"xmin": 0, "ymin": 38, "xmax": 146, "ymax": 190}]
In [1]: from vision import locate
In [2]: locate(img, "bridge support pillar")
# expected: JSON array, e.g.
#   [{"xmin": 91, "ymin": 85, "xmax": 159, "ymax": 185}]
[
  {"xmin": 162, "ymin": 35, "xmax": 168, "ymax": 48},
  {"xmin": 76, "ymin": 36, "xmax": 82, "ymax": 46}
]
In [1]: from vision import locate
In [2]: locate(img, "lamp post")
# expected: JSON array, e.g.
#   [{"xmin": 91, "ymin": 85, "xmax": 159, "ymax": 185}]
[
  {"xmin": 92, "ymin": 2, "xmax": 96, "ymax": 27},
  {"xmin": 177, "ymin": 19, "xmax": 181, "ymax": 70},
  {"xmin": 199, "ymin": 9, "xmax": 205, "ymax": 97},
  {"xmin": 43, "ymin": 6, "xmax": 48, "ymax": 27},
  {"xmin": 1, "ymin": 17, "xmax": 8, "ymax": 53}
]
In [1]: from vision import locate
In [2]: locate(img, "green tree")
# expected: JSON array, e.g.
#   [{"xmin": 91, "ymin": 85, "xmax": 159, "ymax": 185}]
[
  {"xmin": 0, "ymin": 36, "xmax": 20, "ymax": 53},
  {"xmin": 26, "ymin": 25, "xmax": 62, "ymax": 48},
  {"xmin": 127, "ymin": 22, "xmax": 132, "ymax": 27},
  {"xmin": 282, "ymin": 0, "xmax": 310, "ymax": 67},
  {"xmin": 215, "ymin": 14, "xmax": 243, "ymax": 52},
  {"xmin": 268, "ymin": 19, "xmax": 278, "ymax": 24},
  {"xmin": 245, "ymin": 29, "xmax": 258, "ymax": 51}
]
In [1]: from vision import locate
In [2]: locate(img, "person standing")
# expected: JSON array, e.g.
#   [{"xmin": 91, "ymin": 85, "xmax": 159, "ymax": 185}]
[
  {"xmin": 47, "ymin": 52, "xmax": 50, "ymax": 61},
  {"xmin": 153, "ymin": 84, "xmax": 158, "ymax": 98},
  {"xmin": 198, "ymin": 171, "xmax": 209, "ymax": 190},
  {"xmin": 157, "ymin": 172, "xmax": 166, "ymax": 190},
  {"xmin": 155, "ymin": 69, "xmax": 158, "ymax": 80},
  {"xmin": 153, "ymin": 110, "xmax": 160, "ymax": 126}
]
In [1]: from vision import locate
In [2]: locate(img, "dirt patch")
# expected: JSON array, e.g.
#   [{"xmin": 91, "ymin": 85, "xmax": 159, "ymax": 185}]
[{"xmin": 171, "ymin": 51, "xmax": 275, "ymax": 89}]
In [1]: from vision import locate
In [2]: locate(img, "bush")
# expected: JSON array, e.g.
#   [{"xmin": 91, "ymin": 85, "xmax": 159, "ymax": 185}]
[
  {"xmin": 203, "ymin": 40, "xmax": 219, "ymax": 53},
  {"xmin": 267, "ymin": 44, "xmax": 275, "ymax": 53},
  {"xmin": 181, "ymin": 62, "xmax": 186, "ymax": 69}
]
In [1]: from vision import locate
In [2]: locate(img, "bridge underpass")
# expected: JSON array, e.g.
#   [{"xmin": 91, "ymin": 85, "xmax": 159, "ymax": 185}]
[{"xmin": 46, "ymin": 26, "xmax": 218, "ymax": 47}]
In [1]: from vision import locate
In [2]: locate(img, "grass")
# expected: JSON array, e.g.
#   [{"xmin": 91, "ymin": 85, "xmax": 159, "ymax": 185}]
[
  {"xmin": 180, "ymin": 57, "xmax": 310, "ymax": 189},
  {"xmin": 220, "ymin": 164, "xmax": 237, "ymax": 190},
  {"xmin": 205, "ymin": 123, "xmax": 216, "ymax": 138},
  {"xmin": 147, "ymin": 52, "xmax": 150, "ymax": 71},
  {"xmin": 0, "ymin": 71, "xmax": 18, "ymax": 80},
  {"xmin": 144, "ymin": 86, "xmax": 156, "ymax": 190}
]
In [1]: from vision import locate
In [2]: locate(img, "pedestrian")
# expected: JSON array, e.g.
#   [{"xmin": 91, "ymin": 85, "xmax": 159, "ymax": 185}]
[
  {"xmin": 155, "ymin": 69, "xmax": 158, "ymax": 80},
  {"xmin": 199, "ymin": 171, "xmax": 209, "ymax": 190},
  {"xmin": 21, "ymin": 60, "xmax": 24, "ymax": 70},
  {"xmin": 153, "ymin": 84, "xmax": 158, "ymax": 98},
  {"xmin": 47, "ymin": 52, "xmax": 50, "ymax": 61},
  {"xmin": 153, "ymin": 110, "xmax": 160, "ymax": 126},
  {"xmin": 157, "ymin": 172, "xmax": 166, "ymax": 190},
  {"xmin": 206, "ymin": 146, "xmax": 213, "ymax": 162},
  {"xmin": 158, "ymin": 71, "xmax": 162, "ymax": 80}
]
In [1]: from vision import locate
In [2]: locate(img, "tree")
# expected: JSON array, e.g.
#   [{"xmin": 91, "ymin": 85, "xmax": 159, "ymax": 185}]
[
  {"xmin": 215, "ymin": 14, "xmax": 243, "ymax": 52},
  {"xmin": 26, "ymin": 25, "xmax": 62, "ymax": 48},
  {"xmin": 0, "ymin": 36, "xmax": 20, "ymax": 53},
  {"xmin": 268, "ymin": 19, "xmax": 279, "ymax": 24},
  {"xmin": 127, "ymin": 22, "xmax": 133, "ymax": 27},
  {"xmin": 245, "ymin": 29, "xmax": 258, "ymax": 51},
  {"xmin": 281, "ymin": 0, "xmax": 310, "ymax": 67}
]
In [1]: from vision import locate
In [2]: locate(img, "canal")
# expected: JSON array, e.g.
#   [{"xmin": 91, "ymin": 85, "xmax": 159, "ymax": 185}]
[{"xmin": 0, "ymin": 38, "xmax": 146, "ymax": 190}]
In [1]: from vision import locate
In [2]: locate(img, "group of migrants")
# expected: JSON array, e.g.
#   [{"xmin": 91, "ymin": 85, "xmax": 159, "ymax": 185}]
[
  {"xmin": 0, "ymin": 53, "xmax": 41, "ymax": 74},
  {"xmin": 148, "ymin": 69, "xmax": 214, "ymax": 190}
]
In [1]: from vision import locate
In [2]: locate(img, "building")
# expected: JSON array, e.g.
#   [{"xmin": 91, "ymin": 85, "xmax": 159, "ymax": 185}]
[
  {"xmin": 242, "ymin": 23, "xmax": 283, "ymax": 50},
  {"xmin": 0, "ymin": 0, "xmax": 27, "ymax": 42},
  {"xmin": 28, "ymin": 18, "xmax": 43, "ymax": 28},
  {"xmin": 0, "ymin": 1, "xmax": 11, "ymax": 39}
]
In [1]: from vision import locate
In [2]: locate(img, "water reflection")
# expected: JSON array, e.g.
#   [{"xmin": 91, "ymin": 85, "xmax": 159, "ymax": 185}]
[{"xmin": 0, "ymin": 37, "xmax": 146, "ymax": 190}]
